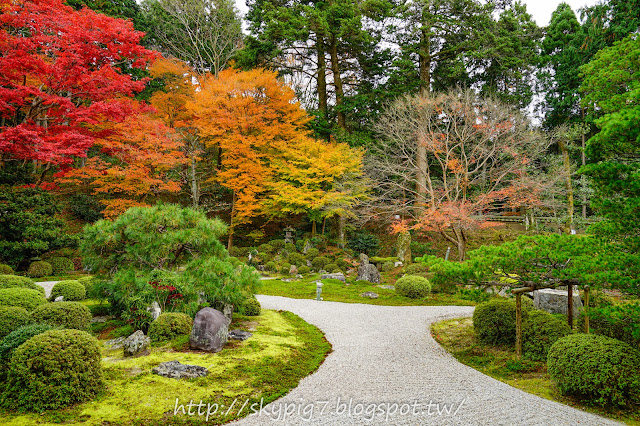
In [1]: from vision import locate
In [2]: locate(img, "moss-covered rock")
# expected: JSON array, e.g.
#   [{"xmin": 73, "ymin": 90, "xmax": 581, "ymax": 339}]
[
  {"xmin": 148, "ymin": 312, "xmax": 193, "ymax": 342},
  {"xmin": 30, "ymin": 301, "xmax": 92, "ymax": 331}
]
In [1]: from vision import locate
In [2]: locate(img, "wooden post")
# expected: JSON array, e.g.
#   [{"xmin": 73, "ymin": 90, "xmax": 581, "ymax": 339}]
[
  {"xmin": 584, "ymin": 285, "xmax": 590, "ymax": 334},
  {"xmin": 567, "ymin": 284, "xmax": 573, "ymax": 329},
  {"xmin": 515, "ymin": 293, "xmax": 522, "ymax": 359}
]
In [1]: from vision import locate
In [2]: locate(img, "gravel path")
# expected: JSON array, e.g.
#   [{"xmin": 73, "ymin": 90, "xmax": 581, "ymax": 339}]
[
  {"xmin": 231, "ymin": 295, "xmax": 618, "ymax": 425},
  {"xmin": 35, "ymin": 281, "xmax": 58, "ymax": 298}
]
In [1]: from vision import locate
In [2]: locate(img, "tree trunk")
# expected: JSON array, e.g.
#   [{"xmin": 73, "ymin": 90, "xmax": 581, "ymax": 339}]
[
  {"xmin": 559, "ymin": 139, "xmax": 574, "ymax": 234},
  {"xmin": 312, "ymin": 220, "xmax": 317, "ymax": 236},
  {"xmin": 316, "ymin": 36, "xmax": 330, "ymax": 141},
  {"xmin": 190, "ymin": 150, "xmax": 199, "ymax": 208},
  {"xmin": 337, "ymin": 214, "xmax": 346, "ymax": 248},
  {"xmin": 322, "ymin": 217, "xmax": 327, "ymax": 234},
  {"xmin": 227, "ymin": 191, "xmax": 236, "ymax": 250},
  {"xmin": 416, "ymin": 9, "xmax": 431, "ymax": 208},
  {"xmin": 328, "ymin": 34, "xmax": 346, "ymax": 130}
]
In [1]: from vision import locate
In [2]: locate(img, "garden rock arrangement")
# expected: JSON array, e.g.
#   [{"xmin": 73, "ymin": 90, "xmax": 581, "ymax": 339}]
[
  {"xmin": 122, "ymin": 330, "xmax": 150, "ymax": 357},
  {"xmin": 190, "ymin": 307, "xmax": 230, "ymax": 353},
  {"xmin": 534, "ymin": 288, "xmax": 583, "ymax": 316},
  {"xmin": 228, "ymin": 329, "xmax": 253, "ymax": 341},
  {"xmin": 152, "ymin": 360, "xmax": 209, "ymax": 379},
  {"xmin": 360, "ymin": 292, "xmax": 378, "ymax": 299},
  {"xmin": 320, "ymin": 272, "xmax": 345, "ymax": 282},
  {"xmin": 356, "ymin": 254, "xmax": 381, "ymax": 284}
]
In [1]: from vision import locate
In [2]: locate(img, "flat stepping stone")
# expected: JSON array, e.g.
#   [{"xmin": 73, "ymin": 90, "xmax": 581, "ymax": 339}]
[
  {"xmin": 228, "ymin": 329, "xmax": 253, "ymax": 341},
  {"xmin": 152, "ymin": 361, "xmax": 208, "ymax": 379},
  {"xmin": 360, "ymin": 292, "xmax": 379, "ymax": 299}
]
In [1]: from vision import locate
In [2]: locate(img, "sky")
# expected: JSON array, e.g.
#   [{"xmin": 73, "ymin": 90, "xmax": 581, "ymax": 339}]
[{"xmin": 234, "ymin": 0, "xmax": 602, "ymax": 27}]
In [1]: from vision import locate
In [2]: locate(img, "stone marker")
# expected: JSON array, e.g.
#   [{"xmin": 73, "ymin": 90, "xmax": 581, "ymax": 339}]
[
  {"xmin": 190, "ymin": 307, "xmax": 230, "ymax": 353},
  {"xmin": 357, "ymin": 253, "xmax": 381, "ymax": 284},
  {"xmin": 222, "ymin": 304, "xmax": 234, "ymax": 322},
  {"xmin": 54, "ymin": 296, "xmax": 64, "ymax": 302},
  {"xmin": 152, "ymin": 361, "xmax": 208, "ymax": 379},
  {"xmin": 147, "ymin": 301, "xmax": 161, "ymax": 320},
  {"xmin": 123, "ymin": 330, "xmax": 150, "ymax": 357},
  {"xmin": 360, "ymin": 292, "xmax": 379, "ymax": 299},
  {"xmin": 321, "ymin": 272, "xmax": 346, "ymax": 282},
  {"xmin": 534, "ymin": 287, "xmax": 583, "ymax": 317},
  {"xmin": 228, "ymin": 329, "xmax": 253, "ymax": 341},
  {"xmin": 289, "ymin": 264, "xmax": 298, "ymax": 275}
]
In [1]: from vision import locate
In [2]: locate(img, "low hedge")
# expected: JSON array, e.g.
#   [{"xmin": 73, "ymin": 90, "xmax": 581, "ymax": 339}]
[
  {"xmin": 242, "ymin": 297, "xmax": 261, "ymax": 316},
  {"xmin": 50, "ymin": 280, "xmax": 86, "ymax": 301},
  {"xmin": 0, "ymin": 275, "xmax": 45, "ymax": 296},
  {"xmin": 0, "ymin": 288, "xmax": 47, "ymax": 311},
  {"xmin": 395, "ymin": 275, "xmax": 431, "ymax": 299},
  {"xmin": 30, "ymin": 302, "xmax": 92, "ymax": 331},
  {"xmin": 473, "ymin": 299, "xmax": 532, "ymax": 346},
  {"xmin": 26, "ymin": 261, "xmax": 52, "ymax": 278},
  {"xmin": 0, "ymin": 329, "xmax": 104, "ymax": 411},
  {"xmin": 0, "ymin": 306, "xmax": 31, "ymax": 340},
  {"xmin": 148, "ymin": 312, "xmax": 193, "ymax": 342},
  {"xmin": 49, "ymin": 257, "xmax": 75, "ymax": 275},
  {"xmin": 522, "ymin": 310, "xmax": 572, "ymax": 361},
  {"xmin": 547, "ymin": 333, "xmax": 640, "ymax": 406}
]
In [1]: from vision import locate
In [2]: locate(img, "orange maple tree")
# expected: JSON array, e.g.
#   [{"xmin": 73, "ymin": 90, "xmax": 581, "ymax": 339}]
[
  {"xmin": 189, "ymin": 67, "xmax": 312, "ymax": 248},
  {"xmin": 58, "ymin": 106, "xmax": 186, "ymax": 219}
]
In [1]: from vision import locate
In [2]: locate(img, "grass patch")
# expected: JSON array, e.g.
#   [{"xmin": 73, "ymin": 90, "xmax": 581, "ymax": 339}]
[
  {"xmin": 259, "ymin": 275, "xmax": 477, "ymax": 306},
  {"xmin": 0, "ymin": 309, "xmax": 331, "ymax": 425},
  {"xmin": 431, "ymin": 318, "xmax": 640, "ymax": 425}
]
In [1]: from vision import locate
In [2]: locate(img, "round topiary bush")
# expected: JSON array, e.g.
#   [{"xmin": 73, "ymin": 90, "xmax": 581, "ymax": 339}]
[
  {"xmin": 50, "ymin": 280, "xmax": 86, "ymax": 301},
  {"xmin": 280, "ymin": 262, "xmax": 292, "ymax": 274},
  {"xmin": 30, "ymin": 302, "xmax": 92, "ymax": 331},
  {"xmin": 0, "ymin": 324, "xmax": 55, "ymax": 367},
  {"xmin": 547, "ymin": 334, "xmax": 640, "ymax": 406},
  {"xmin": 0, "ymin": 306, "xmax": 31, "ymax": 340},
  {"xmin": 522, "ymin": 310, "xmax": 572, "ymax": 361},
  {"xmin": 48, "ymin": 256, "xmax": 75, "ymax": 275},
  {"xmin": 473, "ymin": 299, "xmax": 531, "ymax": 346},
  {"xmin": 324, "ymin": 263, "xmax": 339, "ymax": 273},
  {"xmin": 305, "ymin": 248, "xmax": 319, "ymax": 259},
  {"xmin": 0, "ymin": 275, "xmax": 45, "ymax": 296},
  {"xmin": 265, "ymin": 261, "xmax": 276, "ymax": 272},
  {"xmin": 242, "ymin": 297, "xmax": 261, "ymax": 316},
  {"xmin": 26, "ymin": 261, "xmax": 52, "ymax": 278},
  {"xmin": 311, "ymin": 256, "xmax": 329, "ymax": 271},
  {"xmin": 0, "ymin": 288, "xmax": 47, "ymax": 311},
  {"xmin": 0, "ymin": 264, "xmax": 14, "ymax": 275},
  {"xmin": 395, "ymin": 275, "xmax": 431, "ymax": 299},
  {"xmin": 0, "ymin": 329, "xmax": 104, "ymax": 411},
  {"xmin": 298, "ymin": 265, "xmax": 310, "ymax": 275},
  {"xmin": 287, "ymin": 252, "xmax": 306, "ymax": 267},
  {"xmin": 148, "ymin": 312, "xmax": 193, "ymax": 342}
]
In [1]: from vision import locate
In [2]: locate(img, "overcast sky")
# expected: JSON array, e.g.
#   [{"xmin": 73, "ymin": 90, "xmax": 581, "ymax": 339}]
[{"xmin": 234, "ymin": 0, "xmax": 602, "ymax": 27}]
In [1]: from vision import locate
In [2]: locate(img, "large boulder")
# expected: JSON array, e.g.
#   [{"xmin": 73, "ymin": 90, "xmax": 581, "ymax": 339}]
[
  {"xmin": 534, "ymin": 287, "xmax": 583, "ymax": 317},
  {"xmin": 357, "ymin": 253, "xmax": 381, "ymax": 284},
  {"xmin": 123, "ymin": 330, "xmax": 150, "ymax": 357},
  {"xmin": 189, "ymin": 307, "xmax": 230, "ymax": 353},
  {"xmin": 321, "ymin": 272, "xmax": 345, "ymax": 282}
]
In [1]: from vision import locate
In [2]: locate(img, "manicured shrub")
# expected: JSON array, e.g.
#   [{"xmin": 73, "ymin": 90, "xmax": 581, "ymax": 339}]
[
  {"xmin": 26, "ymin": 260, "xmax": 53, "ymax": 278},
  {"xmin": 0, "ymin": 288, "xmax": 47, "ymax": 311},
  {"xmin": 30, "ymin": 302, "xmax": 92, "ymax": 331},
  {"xmin": 0, "ymin": 264, "xmax": 13, "ymax": 275},
  {"xmin": 0, "ymin": 329, "xmax": 104, "ymax": 411},
  {"xmin": 265, "ymin": 261, "xmax": 277, "ymax": 272},
  {"xmin": 324, "ymin": 263, "xmax": 339, "ymax": 273},
  {"xmin": 381, "ymin": 261, "xmax": 394, "ymax": 272},
  {"xmin": 305, "ymin": 248, "xmax": 319, "ymax": 259},
  {"xmin": 227, "ymin": 246, "xmax": 246, "ymax": 259},
  {"xmin": 298, "ymin": 265, "xmax": 310, "ymax": 275},
  {"xmin": 403, "ymin": 263, "xmax": 429, "ymax": 275},
  {"xmin": 395, "ymin": 275, "xmax": 431, "ymax": 299},
  {"xmin": 473, "ymin": 299, "xmax": 531, "ymax": 346},
  {"xmin": 581, "ymin": 302, "xmax": 640, "ymax": 348},
  {"xmin": 311, "ymin": 256, "xmax": 329, "ymax": 271},
  {"xmin": 0, "ymin": 306, "xmax": 31, "ymax": 339},
  {"xmin": 77, "ymin": 276, "xmax": 99, "ymax": 296},
  {"xmin": 0, "ymin": 324, "xmax": 55, "ymax": 367},
  {"xmin": 0, "ymin": 275, "xmax": 45, "ymax": 296},
  {"xmin": 547, "ymin": 334, "xmax": 640, "ymax": 406},
  {"xmin": 287, "ymin": 252, "xmax": 306, "ymax": 267},
  {"xmin": 522, "ymin": 310, "xmax": 572, "ymax": 361},
  {"xmin": 148, "ymin": 312, "xmax": 193, "ymax": 342},
  {"xmin": 242, "ymin": 297, "xmax": 261, "ymax": 316},
  {"xmin": 48, "ymin": 256, "xmax": 75, "ymax": 275},
  {"xmin": 257, "ymin": 243, "xmax": 273, "ymax": 255},
  {"xmin": 50, "ymin": 280, "xmax": 86, "ymax": 301},
  {"xmin": 280, "ymin": 262, "xmax": 292, "ymax": 274}
]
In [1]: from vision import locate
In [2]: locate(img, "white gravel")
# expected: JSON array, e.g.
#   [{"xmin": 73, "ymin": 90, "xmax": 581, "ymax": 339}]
[
  {"xmin": 35, "ymin": 281, "xmax": 58, "ymax": 298},
  {"xmin": 230, "ymin": 295, "xmax": 619, "ymax": 425}
]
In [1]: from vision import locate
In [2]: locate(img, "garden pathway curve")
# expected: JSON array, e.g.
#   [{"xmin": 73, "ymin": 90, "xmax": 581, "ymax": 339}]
[{"xmin": 232, "ymin": 295, "xmax": 619, "ymax": 425}]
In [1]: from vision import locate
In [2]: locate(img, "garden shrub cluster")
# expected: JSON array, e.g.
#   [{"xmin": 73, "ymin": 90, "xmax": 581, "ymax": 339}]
[
  {"xmin": 0, "ymin": 329, "xmax": 104, "ymax": 411},
  {"xmin": 582, "ymin": 302, "xmax": 640, "ymax": 348},
  {"xmin": 311, "ymin": 256, "xmax": 329, "ymax": 271},
  {"xmin": 50, "ymin": 279, "xmax": 86, "ymax": 301},
  {"xmin": 242, "ymin": 297, "xmax": 261, "ymax": 316},
  {"xmin": 473, "ymin": 299, "xmax": 531, "ymax": 346},
  {"xmin": 0, "ymin": 306, "xmax": 31, "ymax": 339},
  {"xmin": 27, "ymin": 260, "xmax": 52, "ymax": 278},
  {"xmin": 0, "ymin": 275, "xmax": 44, "ymax": 295},
  {"xmin": 522, "ymin": 310, "xmax": 572, "ymax": 361},
  {"xmin": 281, "ymin": 262, "xmax": 292, "ymax": 274},
  {"xmin": 148, "ymin": 312, "xmax": 193, "ymax": 342},
  {"xmin": 48, "ymin": 256, "xmax": 75, "ymax": 274},
  {"xmin": 0, "ymin": 288, "xmax": 47, "ymax": 311},
  {"xmin": 30, "ymin": 301, "xmax": 92, "ymax": 331},
  {"xmin": 0, "ymin": 324, "xmax": 55, "ymax": 370},
  {"xmin": 324, "ymin": 263, "xmax": 339, "ymax": 273},
  {"xmin": 0, "ymin": 264, "xmax": 13, "ymax": 275},
  {"xmin": 381, "ymin": 261, "xmax": 394, "ymax": 272},
  {"xmin": 403, "ymin": 263, "xmax": 429, "ymax": 276},
  {"xmin": 547, "ymin": 334, "xmax": 640, "ymax": 406},
  {"xmin": 395, "ymin": 275, "xmax": 431, "ymax": 299}
]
